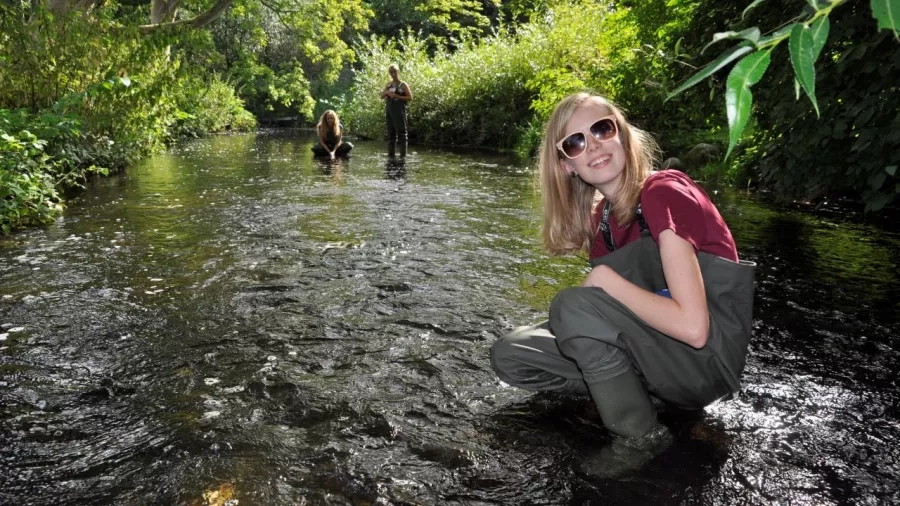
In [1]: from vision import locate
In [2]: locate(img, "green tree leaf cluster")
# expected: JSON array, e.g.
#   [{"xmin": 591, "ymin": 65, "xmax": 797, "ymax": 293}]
[{"xmin": 668, "ymin": 0, "xmax": 899, "ymax": 210}]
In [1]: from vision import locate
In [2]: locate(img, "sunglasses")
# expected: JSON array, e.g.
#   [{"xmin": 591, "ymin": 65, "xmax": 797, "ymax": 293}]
[{"xmin": 556, "ymin": 116, "xmax": 618, "ymax": 160}]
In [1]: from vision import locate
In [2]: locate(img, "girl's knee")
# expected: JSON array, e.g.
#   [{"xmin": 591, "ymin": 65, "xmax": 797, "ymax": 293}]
[
  {"xmin": 549, "ymin": 287, "xmax": 594, "ymax": 340},
  {"xmin": 490, "ymin": 330, "xmax": 520, "ymax": 365},
  {"xmin": 490, "ymin": 327, "xmax": 534, "ymax": 377},
  {"xmin": 489, "ymin": 337, "xmax": 517, "ymax": 382}
]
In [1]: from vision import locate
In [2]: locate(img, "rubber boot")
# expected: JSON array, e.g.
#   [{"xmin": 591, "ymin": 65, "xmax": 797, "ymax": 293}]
[
  {"xmin": 587, "ymin": 367, "xmax": 657, "ymax": 438},
  {"xmin": 388, "ymin": 139, "xmax": 396, "ymax": 158},
  {"xmin": 399, "ymin": 140, "xmax": 407, "ymax": 158},
  {"xmin": 579, "ymin": 421, "xmax": 673, "ymax": 478}
]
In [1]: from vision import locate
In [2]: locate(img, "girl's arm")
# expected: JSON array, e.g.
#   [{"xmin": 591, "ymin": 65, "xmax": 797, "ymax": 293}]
[
  {"xmin": 582, "ymin": 229, "xmax": 710, "ymax": 348},
  {"xmin": 333, "ymin": 129, "xmax": 343, "ymax": 152},
  {"xmin": 400, "ymin": 83, "xmax": 413, "ymax": 101}
]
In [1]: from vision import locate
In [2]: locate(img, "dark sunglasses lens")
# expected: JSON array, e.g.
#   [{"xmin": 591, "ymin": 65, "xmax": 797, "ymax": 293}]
[
  {"xmin": 561, "ymin": 133, "xmax": 586, "ymax": 158},
  {"xmin": 590, "ymin": 118, "xmax": 616, "ymax": 141}
]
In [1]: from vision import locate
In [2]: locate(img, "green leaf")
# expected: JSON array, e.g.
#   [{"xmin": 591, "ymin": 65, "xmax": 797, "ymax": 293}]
[
  {"xmin": 808, "ymin": 17, "xmax": 831, "ymax": 57},
  {"xmin": 871, "ymin": 171, "xmax": 887, "ymax": 190},
  {"xmin": 887, "ymin": 165, "xmax": 898, "ymax": 176},
  {"xmin": 742, "ymin": 0, "xmax": 768, "ymax": 19},
  {"xmin": 864, "ymin": 192, "xmax": 895, "ymax": 212},
  {"xmin": 757, "ymin": 23, "xmax": 796, "ymax": 47},
  {"xmin": 724, "ymin": 50, "xmax": 772, "ymax": 159},
  {"xmin": 871, "ymin": 0, "xmax": 900, "ymax": 39},
  {"xmin": 789, "ymin": 18, "xmax": 830, "ymax": 117},
  {"xmin": 666, "ymin": 42, "xmax": 755, "ymax": 100},
  {"xmin": 702, "ymin": 28, "xmax": 761, "ymax": 54}
]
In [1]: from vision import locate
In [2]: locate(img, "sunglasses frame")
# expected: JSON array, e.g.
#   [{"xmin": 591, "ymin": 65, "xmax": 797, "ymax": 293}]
[{"xmin": 556, "ymin": 116, "xmax": 619, "ymax": 160}]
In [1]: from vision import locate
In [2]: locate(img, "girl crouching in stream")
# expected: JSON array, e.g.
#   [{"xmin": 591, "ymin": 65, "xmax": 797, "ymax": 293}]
[
  {"xmin": 312, "ymin": 110, "xmax": 353, "ymax": 159},
  {"xmin": 491, "ymin": 93, "xmax": 756, "ymax": 439}
]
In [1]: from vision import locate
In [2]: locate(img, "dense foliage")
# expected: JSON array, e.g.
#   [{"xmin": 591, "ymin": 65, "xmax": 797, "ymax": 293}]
[
  {"xmin": 0, "ymin": 3, "xmax": 257, "ymax": 231},
  {"xmin": 346, "ymin": 1, "xmax": 641, "ymax": 150},
  {"xmin": 347, "ymin": 0, "xmax": 897, "ymax": 211},
  {"xmin": 0, "ymin": 0, "xmax": 897, "ymax": 233},
  {"xmin": 741, "ymin": 0, "xmax": 899, "ymax": 212},
  {"xmin": 668, "ymin": 0, "xmax": 899, "ymax": 211}
]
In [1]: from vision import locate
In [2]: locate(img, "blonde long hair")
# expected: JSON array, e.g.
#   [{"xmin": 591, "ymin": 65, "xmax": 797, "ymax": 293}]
[
  {"xmin": 538, "ymin": 93, "xmax": 660, "ymax": 255},
  {"xmin": 317, "ymin": 110, "xmax": 341, "ymax": 137}
]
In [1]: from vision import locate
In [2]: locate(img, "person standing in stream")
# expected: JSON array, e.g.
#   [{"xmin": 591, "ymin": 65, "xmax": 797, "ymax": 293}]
[{"xmin": 380, "ymin": 63, "xmax": 413, "ymax": 158}]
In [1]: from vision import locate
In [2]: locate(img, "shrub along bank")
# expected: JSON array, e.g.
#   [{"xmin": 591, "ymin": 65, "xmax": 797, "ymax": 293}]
[{"xmin": 0, "ymin": 5, "xmax": 257, "ymax": 233}]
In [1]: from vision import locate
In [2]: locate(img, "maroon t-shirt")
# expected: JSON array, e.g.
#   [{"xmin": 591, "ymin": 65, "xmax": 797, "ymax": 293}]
[{"xmin": 589, "ymin": 170, "xmax": 738, "ymax": 262}]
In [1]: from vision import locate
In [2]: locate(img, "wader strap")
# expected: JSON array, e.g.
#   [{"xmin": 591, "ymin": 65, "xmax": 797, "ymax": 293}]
[{"xmin": 600, "ymin": 201, "xmax": 650, "ymax": 253}]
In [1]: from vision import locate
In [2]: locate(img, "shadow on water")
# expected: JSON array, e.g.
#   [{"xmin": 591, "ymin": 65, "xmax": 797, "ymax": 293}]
[{"xmin": 0, "ymin": 130, "xmax": 898, "ymax": 505}]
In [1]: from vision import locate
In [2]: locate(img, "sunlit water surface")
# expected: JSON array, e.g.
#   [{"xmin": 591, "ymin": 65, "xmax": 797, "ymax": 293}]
[{"xmin": 1, "ymin": 131, "xmax": 898, "ymax": 505}]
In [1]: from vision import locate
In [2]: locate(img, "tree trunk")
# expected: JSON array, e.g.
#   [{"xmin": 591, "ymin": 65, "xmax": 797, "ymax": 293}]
[{"xmin": 151, "ymin": 0, "xmax": 182, "ymax": 24}]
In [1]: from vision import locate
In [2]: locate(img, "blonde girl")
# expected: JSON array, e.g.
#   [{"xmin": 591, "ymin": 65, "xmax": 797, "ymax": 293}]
[
  {"xmin": 491, "ymin": 93, "xmax": 756, "ymax": 438},
  {"xmin": 313, "ymin": 110, "xmax": 353, "ymax": 159}
]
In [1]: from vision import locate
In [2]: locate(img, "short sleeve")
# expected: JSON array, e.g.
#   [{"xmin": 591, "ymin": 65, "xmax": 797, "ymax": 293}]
[{"xmin": 640, "ymin": 172, "xmax": 708, "ymax": 253}]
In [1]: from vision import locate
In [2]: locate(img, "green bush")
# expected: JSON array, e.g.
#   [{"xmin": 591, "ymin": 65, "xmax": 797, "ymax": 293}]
[
  {"xmin": 346, "ymin": 1, "xmax": 638, "ymax": 152},
  {"xmin": 0, "ymin": 4, "xmax": 260, "ymax": 232},
  {"xmin": 0, "ymin": 130, "xmax": 61, "ymax": 233},
  {"xmin": 174, "ymin": 75, "xmax": 258, "ymax": 137},
  {"xmin": 0, "ymin": 110, "xmax": 108, "ymax": 233}
]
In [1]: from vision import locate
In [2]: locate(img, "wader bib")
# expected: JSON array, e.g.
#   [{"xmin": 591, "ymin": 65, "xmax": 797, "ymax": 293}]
[
  {"xmin": 491, "ymin": 202, "xmax": 756, "ymax": 435},
  {"xmin": 311, "ymin": 127, "xmax": 354, "ymax": 157},
  {"xmin": 385, "ymin": 82, "xmax": 408, "ymax": 157}
]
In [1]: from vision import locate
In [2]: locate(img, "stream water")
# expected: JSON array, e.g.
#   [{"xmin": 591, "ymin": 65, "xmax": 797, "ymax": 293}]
[{"xmin": 1, "ymin": 130, "xmax": 898, "ymax": 505}]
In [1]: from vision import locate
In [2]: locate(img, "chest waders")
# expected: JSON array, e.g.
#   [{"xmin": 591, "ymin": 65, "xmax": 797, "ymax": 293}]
[
  {"xmin": 385, "ymin": 82, "xmax": 408, "ymax": 157},
  {"xmin": 311, "ymin": 128, "xmax": 354, "ymax": 157},
  {"xmin": 490, "ymin": 202, "xmax": 756, "ymax": 437}
]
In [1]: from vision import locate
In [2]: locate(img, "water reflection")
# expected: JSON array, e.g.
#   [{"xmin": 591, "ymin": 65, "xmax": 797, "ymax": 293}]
[
  {"xmin": 384, "ymin": 157, "xmax": 407, "ymax": 181},
  {"xmin": 317, "ymin": 156, "xmax": 348, "ymax": 183}
]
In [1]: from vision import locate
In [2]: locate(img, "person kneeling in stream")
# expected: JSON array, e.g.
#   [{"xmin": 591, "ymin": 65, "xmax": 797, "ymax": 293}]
[
  {"xmin": 312, "ymin": 110, "xmax": 353, "ymax": 159},
  {"xmin": 490, "ymin": 93, "xmax": 756, "ymax": 443}
]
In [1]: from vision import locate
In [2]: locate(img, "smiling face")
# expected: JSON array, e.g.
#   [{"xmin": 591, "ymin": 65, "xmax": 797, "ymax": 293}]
[
  {"xmin": 325, "ymin": 113, "xmax": 335, "ymax": 125},
  {"xmin": 559, "ymin": 102, "xmax": 626, "ymax": 195}
]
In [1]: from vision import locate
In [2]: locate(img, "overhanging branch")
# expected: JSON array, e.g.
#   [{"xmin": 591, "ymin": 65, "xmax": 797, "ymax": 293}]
[{"xmin": 138, "ymin": 0, "xmax": 233, "ymax": 33}]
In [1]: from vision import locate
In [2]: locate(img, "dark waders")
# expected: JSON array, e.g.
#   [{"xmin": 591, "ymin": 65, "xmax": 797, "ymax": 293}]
[
  {"xmin": 386, "ymin": 96, "xmax": 408, "ymax": 157},
  {"xmin": 311, "ymin": 129, "xmax": 353, "ymax": 157},
  {"xmin": 311, "ymin": 142, "xmax": 353, "ymax": 157},
  {"xmin": 491, "ymin": 211, "xmax": 755, "ymax": 437}
]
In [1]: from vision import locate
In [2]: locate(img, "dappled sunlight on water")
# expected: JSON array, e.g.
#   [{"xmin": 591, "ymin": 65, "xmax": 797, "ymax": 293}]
[{"xmin": 1, "ymin": 130, "xmax": 898, "ymax": 505}]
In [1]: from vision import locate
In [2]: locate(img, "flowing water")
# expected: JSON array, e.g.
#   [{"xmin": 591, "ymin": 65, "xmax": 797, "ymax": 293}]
[{"xmin": 1, "ymin": 130, "xmax": 898, "ymax": 505}]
